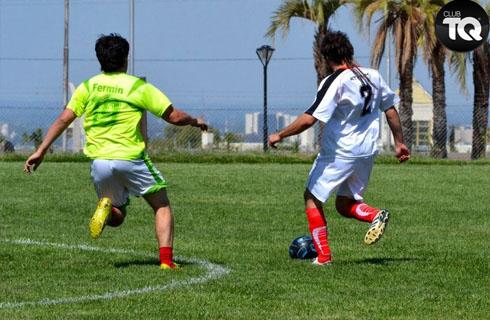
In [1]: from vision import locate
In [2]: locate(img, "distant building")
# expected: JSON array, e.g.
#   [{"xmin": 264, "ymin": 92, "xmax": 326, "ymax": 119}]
[
  {"xmin": 245, "ymin": 112, "xmax": 260, "ymax": 135},
  {"xmin": 299, "ymin": 125, "xmax": 315, "ymax": 152},
  {"xmin": 0, "ymin": 123, "xmax": 16, "ymax": 141},
  {"xmin": 67, "ymin": 117, "xmax": 85, "ymax": 152},
  {"xmin": 452, "ymin": 126, "xmax": 473, "ymax": 153},
  {"xmin": 244, "ymin": 111, "xmax": 315, "ymax": 151},
  {"xmin": 381, "ymin": 80, "xmax": 433, "ymax": 152},
  {"xmin": 201, "ymin": 132, "xmax": 214, "ymax": 149},
  {"xmin": 0, "ymin": 123, "xmax": 16, "ymax": 153},
  {"xmin": 454, "ymin": 126, "xmax": 473, "ymax": 144},
  {"xmin": 275, "ymin": 112, "xmax": 296, "ymax": 131},
  {"xmin": 244, "ymin": 112, "xmax": 279, "ymax": 137},
  {"xmin": 62, "ymin": 82, "xmax": 86, "ymax": 152}
]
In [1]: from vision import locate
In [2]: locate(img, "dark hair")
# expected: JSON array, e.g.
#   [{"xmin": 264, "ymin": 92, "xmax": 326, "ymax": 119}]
[
  {"xmin": 95, "ymin": 33, "xmax": 129, "ymax": 73},
  {"xmin": 321, "ymin": 31, "xmax": 354, "ymax": 65}
]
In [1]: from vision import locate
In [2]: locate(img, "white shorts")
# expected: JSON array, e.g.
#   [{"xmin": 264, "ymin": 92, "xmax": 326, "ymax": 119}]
[
  {"xmin": 306, "ymin": 156, "xmax": 375, "ymax": 203},
  {"xmin": 90, "ymin": 156, "xmax": 167, "ymax": 207}
]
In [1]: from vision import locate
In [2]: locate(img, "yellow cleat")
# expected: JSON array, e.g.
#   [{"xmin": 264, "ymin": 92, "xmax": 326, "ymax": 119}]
[
  {"xmin": 89, "ymin": 197, "xmax": 112, "ymax": 239},
  {"xmin": 160, "ymin": 262, "xmax": 180, "ymax": 270}
]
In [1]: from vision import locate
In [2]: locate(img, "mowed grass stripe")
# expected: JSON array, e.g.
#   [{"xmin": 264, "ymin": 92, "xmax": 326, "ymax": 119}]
[{"xmin": 0, "ymin": 162, "xmax": 489, "ymax": 319}]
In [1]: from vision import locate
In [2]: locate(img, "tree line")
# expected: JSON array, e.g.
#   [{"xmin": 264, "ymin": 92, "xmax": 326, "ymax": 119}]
[{"xmin": 267, "ymin": 0, "xmax": 489, "ymax": 159}]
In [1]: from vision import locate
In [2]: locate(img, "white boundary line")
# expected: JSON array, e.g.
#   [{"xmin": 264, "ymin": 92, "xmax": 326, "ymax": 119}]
[{"xmin": 0, "ymin": 238, "xmax": 230, "ymax": 309}]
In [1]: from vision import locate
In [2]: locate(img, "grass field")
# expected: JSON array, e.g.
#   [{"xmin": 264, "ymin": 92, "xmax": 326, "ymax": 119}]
[{"xmin": 1, "ymin": 161, "xmax": 489, "ymax": 319}]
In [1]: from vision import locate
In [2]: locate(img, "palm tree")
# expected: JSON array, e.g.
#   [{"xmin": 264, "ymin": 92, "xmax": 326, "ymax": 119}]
[
  {"xmin": 418, "ymin": 0, "xmax": 448, "ymax": 158},
  {"xmin": 470, "ymin": 39, "xmax": 489, "ymax": 159},
  {"xmin": 266, "ymin": 0, "xmax": 342, "ymax": 85},
  {"xmin": 427, "ymin": 40, "xmax": 448, "ymax": 158},
  {"xmin": 450, "ymin": 5, "xmax": 490, "ymax": 160},
  {"xmin": 350, "ymin": 0, "xmax": 430, "ymax": 149}
]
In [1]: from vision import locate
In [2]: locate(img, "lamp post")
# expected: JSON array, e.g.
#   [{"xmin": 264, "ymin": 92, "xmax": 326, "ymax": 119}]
[
  {"xmin": 256, "ymin": 45, "xmax": 274, "ymax": 152},
  {"xmin": 129, "ymin": 0, "xmax": 135, "ymax": 75},
  {"xmin": 62, "ymin": 0, "xmax": 69, "ymax": 151}
]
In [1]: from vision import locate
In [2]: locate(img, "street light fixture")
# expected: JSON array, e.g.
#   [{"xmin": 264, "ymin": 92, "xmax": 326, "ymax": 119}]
[{"xmin": 256, "ymin": 45, "xmax": 274, "ymax": 152}]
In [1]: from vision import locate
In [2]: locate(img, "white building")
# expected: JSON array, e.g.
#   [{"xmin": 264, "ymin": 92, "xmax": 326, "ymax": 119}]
[
  {"xmin": 62, "ymin": 82, "xmax": 86, "ymax": 152},
  {"xmin": 201, "ymin": 132, "xmax": 214, "ymax": 149},
  {"xmin": 242, "ymin": 111, "xmax": 316, "ymax": 152},
  {"xmin": 275, "ymin": 112, "xmax": 296, "ymax": 131},
  {"xmin": 275, "ymin": 113, "xmax": 316, "ymax": 152},
  {"xmin": 452, "ymin": 126, "xmax": 473, "ymax": 153},
  {"xmin": 245, "ymin": 112, "xmax": 260, "ymax": 135},
  {"xmin": 380, "ymin": 80, "xmax": 434, "ymax": 152},
  {"xmin": 0, "ymin": 123, "xmax": 15, "ymax": 141},
  {"xmin": 299, "ymin": 126, "xmax": 316, "ymax": 152}
]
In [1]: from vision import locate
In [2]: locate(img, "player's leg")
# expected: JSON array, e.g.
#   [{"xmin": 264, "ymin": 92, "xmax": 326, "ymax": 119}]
[
  {"xmin": 106, "ymin": 205, "xmax": 127, "ymax": 227},
  {"xmin": 89, "ymin": 160, "xmax": 129, "ymax": 239},
  {"xmin": 143, "ymin": 189, "xmax": 178, "ymax": 270},
  {"xmin": 303, "ymin": 157, "xmax": 352, "ymax": 265},
  {"xmin": 337, "ymin": 156, "xmax": 389, "ymax": 245},
  {"xmin": 335, "ymin": 195, "xmax": 380, "ymax": 223},
  {"xmin": 304, "ymin": 189, "xmax": 332, "ymax": 265},
  {"xmin": 116, "ymin": 155, "xmax": 178, "ymax": 269}
]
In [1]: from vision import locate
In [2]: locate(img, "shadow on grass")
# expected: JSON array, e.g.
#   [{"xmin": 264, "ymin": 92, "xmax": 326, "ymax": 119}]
[
  {"xmin": 345, "ymin": 257, "xmax": 423, "ymax": 265},
  {"xmin": 114, "ymin": 258, "xmax": 195, "ymax": 268}
]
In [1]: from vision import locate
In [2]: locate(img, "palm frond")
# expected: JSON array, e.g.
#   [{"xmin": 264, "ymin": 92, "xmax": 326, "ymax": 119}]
[
  {"xmin": 371, "ymin": 19, "xmax": 389, "ymax": 68},
  {"xmin": 266, "ymin": 0, "xmax": 311, "ymax": 39},
  {"xmin": 448, "ymin": 51, "xmax": 469, "ymax": 94},
  {"xmin": 417, "ymin": 0, "xmax": 443, "ymax": 73},
  {"xmin": 266, "ymin": 0, "xmax": 342, "ymax": 38},
  {"xmin": 393, "ymin": 18, "xmax": 403, "ymax": 72},
  {"xmin": 309, "ymin": 0, "xmax": 341, "ymax": 28},
  {"xmin": 314, "ymin": 0, "xmax": 326, "ymax": 26},
  {"xmin": 346, "ymin": 0, "xmax": 384, "ymax": 33}
]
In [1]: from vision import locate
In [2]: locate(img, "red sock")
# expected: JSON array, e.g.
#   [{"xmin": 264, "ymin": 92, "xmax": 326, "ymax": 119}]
[
  {"xmin": 159, "ymin": 247, "xmax": 177, "ymax": 268},
  {"xmin": 348, "ymin": 203, "xmax": 380, "ymax": 222},
  {"xmin": 305, "ymin": 208, "xmax": 331, "ymax": 263}
]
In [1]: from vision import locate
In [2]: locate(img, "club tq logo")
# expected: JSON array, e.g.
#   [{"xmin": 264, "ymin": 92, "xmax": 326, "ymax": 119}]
[
  {"xmin": 443, "ymin": 16, "xmax": 482, "ymax": 41},
  {"xmin": 436, "ymin": 0, "xmax": 489, "ymax": 52}
]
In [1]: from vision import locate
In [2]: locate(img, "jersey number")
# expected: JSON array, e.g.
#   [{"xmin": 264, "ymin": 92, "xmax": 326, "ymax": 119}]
[{"xmin": 360, "ymin": 84, "xmax": 372, "ymax": 116}]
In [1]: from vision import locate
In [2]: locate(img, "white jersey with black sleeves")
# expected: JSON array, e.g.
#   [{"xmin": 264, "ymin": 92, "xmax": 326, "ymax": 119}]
[{"xmin": 305, "ymin": 67, "xmax": 399, "ymax": 159}]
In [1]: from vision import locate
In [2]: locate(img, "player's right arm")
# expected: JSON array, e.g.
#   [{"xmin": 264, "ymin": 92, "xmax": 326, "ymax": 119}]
[
  {"xmin": 24, "ymin": 108, "xmax": 77, "ymax": 173},
  {"xmin": 268, "ymin": 113, "xmax": 317, "ymax": 148},
  {"xmin": 385, "ymin": 107, "xmax": 410, "ymax": 163},
  {"xmin": 162, "ymin": 106, "xmax": 208, "ymax": 131},
  {"xmin": 24, "ymin": 81, "xmax": 88, "ymax": 173},
  {"xmin": 270, "ymin": 75, "xmax": 337, "ymax": 148}
]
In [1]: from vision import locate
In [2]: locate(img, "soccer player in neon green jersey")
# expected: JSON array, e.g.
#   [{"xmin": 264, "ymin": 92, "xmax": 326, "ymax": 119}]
[{"xmin": 24, "ymin": 33, "xmax": 208, "ymax": 270}]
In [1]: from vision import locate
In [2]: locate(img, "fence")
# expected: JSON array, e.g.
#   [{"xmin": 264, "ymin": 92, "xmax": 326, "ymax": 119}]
[{"xmin": 0, "ymin": 103, "xmax": 488, "ymax": 159}]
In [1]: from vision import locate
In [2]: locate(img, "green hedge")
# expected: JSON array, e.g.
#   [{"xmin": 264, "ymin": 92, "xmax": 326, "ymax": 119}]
[{"xmin": 2, "ymin": 151, "xmax": 490, "ymax": 165}]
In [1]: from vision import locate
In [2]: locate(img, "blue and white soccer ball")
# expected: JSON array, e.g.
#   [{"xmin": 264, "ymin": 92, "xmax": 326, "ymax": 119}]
[{"xmin": 289, "ymin": 235, "xmax": 317, "ymax": 259}]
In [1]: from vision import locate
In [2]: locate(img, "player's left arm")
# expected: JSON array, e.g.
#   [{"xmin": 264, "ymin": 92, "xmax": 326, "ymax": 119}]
[
  {"xmin": 268, "ymin": 113, "xmax": 317, "ymax": 148},
  {"xmin": 385, "ymin": 106, "xmax": 410, "ymax": 163},
  {"xmin": 24, "ymin": 109, "xmax": 76, "ymax": 173},
  {"xmin": 162, "ymin": 105, "xmax": 208, "ymax": 131},
  {"xmin": 140, "ymin": 83, "xmax": 208, "ymax": 131}
]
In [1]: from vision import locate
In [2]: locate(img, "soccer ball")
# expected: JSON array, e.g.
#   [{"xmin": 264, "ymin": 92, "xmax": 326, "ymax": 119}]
[{"xmin": 288, "ymin": 235, "xmax": 317, "ymax": 259}]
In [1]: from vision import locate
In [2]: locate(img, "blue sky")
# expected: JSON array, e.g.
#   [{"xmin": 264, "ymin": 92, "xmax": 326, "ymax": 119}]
[{"xmin": 0, "ymin": 0, "xmax": 486, "ymax": 130}]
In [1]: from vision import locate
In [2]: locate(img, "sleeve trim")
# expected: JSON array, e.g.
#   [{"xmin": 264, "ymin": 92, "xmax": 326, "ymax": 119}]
[
  {"xmin": 127, "ymin": 78, "xmax": 146, "ymax": 97},
  {"xmin": 305, "ymin": 69, "xmax": 346, "ymax": 115}
]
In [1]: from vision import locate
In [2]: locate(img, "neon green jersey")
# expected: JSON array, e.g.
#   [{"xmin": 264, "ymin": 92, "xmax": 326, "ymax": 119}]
[{"xmin": 67, "ymin": 72, "xmax": 172, "ymax": 160}]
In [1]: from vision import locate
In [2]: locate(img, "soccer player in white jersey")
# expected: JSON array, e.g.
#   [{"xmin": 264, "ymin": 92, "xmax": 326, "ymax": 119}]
[{"xmin": 269, "ymin": 31, "xmax": 410, "ymax": 266}]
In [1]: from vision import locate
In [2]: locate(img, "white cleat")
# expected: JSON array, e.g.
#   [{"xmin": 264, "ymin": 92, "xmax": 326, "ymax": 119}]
[
  {"xmin": 311, "ymin": 256, "xmax": 332, "ymax": 266},
  {"xmin": 364, "ymin": 209, "xmax": 390, "ymax": 245}
]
